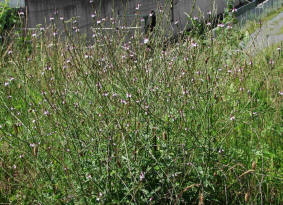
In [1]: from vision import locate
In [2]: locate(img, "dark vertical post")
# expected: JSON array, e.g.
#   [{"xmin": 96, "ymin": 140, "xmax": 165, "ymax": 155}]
[
  {"xmin": 144, "ymin": 10, "xmax": 156, "ymax": 34},
  {"xmin": 149, "ymin": 10, "xmax": 156, "ymax": 32},
  {"xmin": 170, "ymin": 0, "xmax": 174, "ymax": 23}
]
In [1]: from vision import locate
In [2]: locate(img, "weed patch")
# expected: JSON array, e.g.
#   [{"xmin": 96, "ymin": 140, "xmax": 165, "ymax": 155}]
[{"xmin": 0, "ymin": 4, "xmax": 282, "ymax": 204}]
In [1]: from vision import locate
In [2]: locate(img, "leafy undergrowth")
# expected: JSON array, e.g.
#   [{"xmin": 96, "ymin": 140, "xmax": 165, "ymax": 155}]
[{"xmin": 0, "ymin": 11, "xmax": 282, "ymax": 204}]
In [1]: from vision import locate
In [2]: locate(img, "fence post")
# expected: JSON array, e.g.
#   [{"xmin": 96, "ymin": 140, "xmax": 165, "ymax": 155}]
[
  {"xmin": 170, "ymin": 0, "xmax": 174, "ymax": 23},
  {"xmin": 272, "ymin": 0, "xmax": 274, "ymax": 9}
]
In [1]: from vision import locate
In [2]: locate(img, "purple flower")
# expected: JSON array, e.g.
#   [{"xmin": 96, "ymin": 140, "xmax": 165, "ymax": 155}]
[
  {"xmin": 191, "ymin": 42, "xmax": 198, "ymax": 47},
  {"xmin": 140, "ymin": 172, "xmax": 145, "ymax": 181},
  {"xmin": 230, "ymin": 116, "xmax": 235, "ymax": 121},
  {"xmin": 144, "ymin": 38, "xmax": 149, "ymax": 44}
]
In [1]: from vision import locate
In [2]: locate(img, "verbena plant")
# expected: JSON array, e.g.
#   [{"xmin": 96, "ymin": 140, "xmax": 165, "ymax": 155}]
[
  {"xmin": 0, "ymin": 1, "xmax": 282, "ymax": 204},
  {"xmin": 0, "ymin": 0, "xmax": 30, "ymax": 57}
]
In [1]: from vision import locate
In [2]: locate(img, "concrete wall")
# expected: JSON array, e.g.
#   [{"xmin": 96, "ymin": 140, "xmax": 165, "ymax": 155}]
[
  {"xmin": 26, "ymin": 0, "xmax": 240, "ymax": 34},
  {"xmin": 173, "ymin": 0, "xmax": 240, "ymax": 31},
  {"xmin": 26, "ymin": 0, "xmax": 167, "ymax": 25}
]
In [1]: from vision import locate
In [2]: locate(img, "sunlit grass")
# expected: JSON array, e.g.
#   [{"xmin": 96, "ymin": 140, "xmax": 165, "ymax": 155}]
[{"xmin": 0, "ymin": 8, "xmax": 282, "ymax": 204}]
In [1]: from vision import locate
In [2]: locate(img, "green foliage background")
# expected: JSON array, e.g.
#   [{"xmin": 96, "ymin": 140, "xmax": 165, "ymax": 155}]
[{"xmin": 0, "ymin": 0, "xmax": 20, "ymax": 41}]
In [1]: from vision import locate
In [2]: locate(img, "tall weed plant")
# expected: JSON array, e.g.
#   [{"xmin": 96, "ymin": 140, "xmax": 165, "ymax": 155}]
[
  {"xmin": 0, "ymin": 0, "xmax": 30, "ymax": 58},
  {"xmin": 0, "ymin": 1, "xmax": 282, "ymax": 204}
]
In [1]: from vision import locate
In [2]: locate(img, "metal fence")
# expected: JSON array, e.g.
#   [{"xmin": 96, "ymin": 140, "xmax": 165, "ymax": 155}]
[
  {"xmin": 0, "ymin": 0, "xmax": 24, "ymax": 8},
  {"xmin": 236, "ymin": 0, "xmax": 283, "ymax": 27}
]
